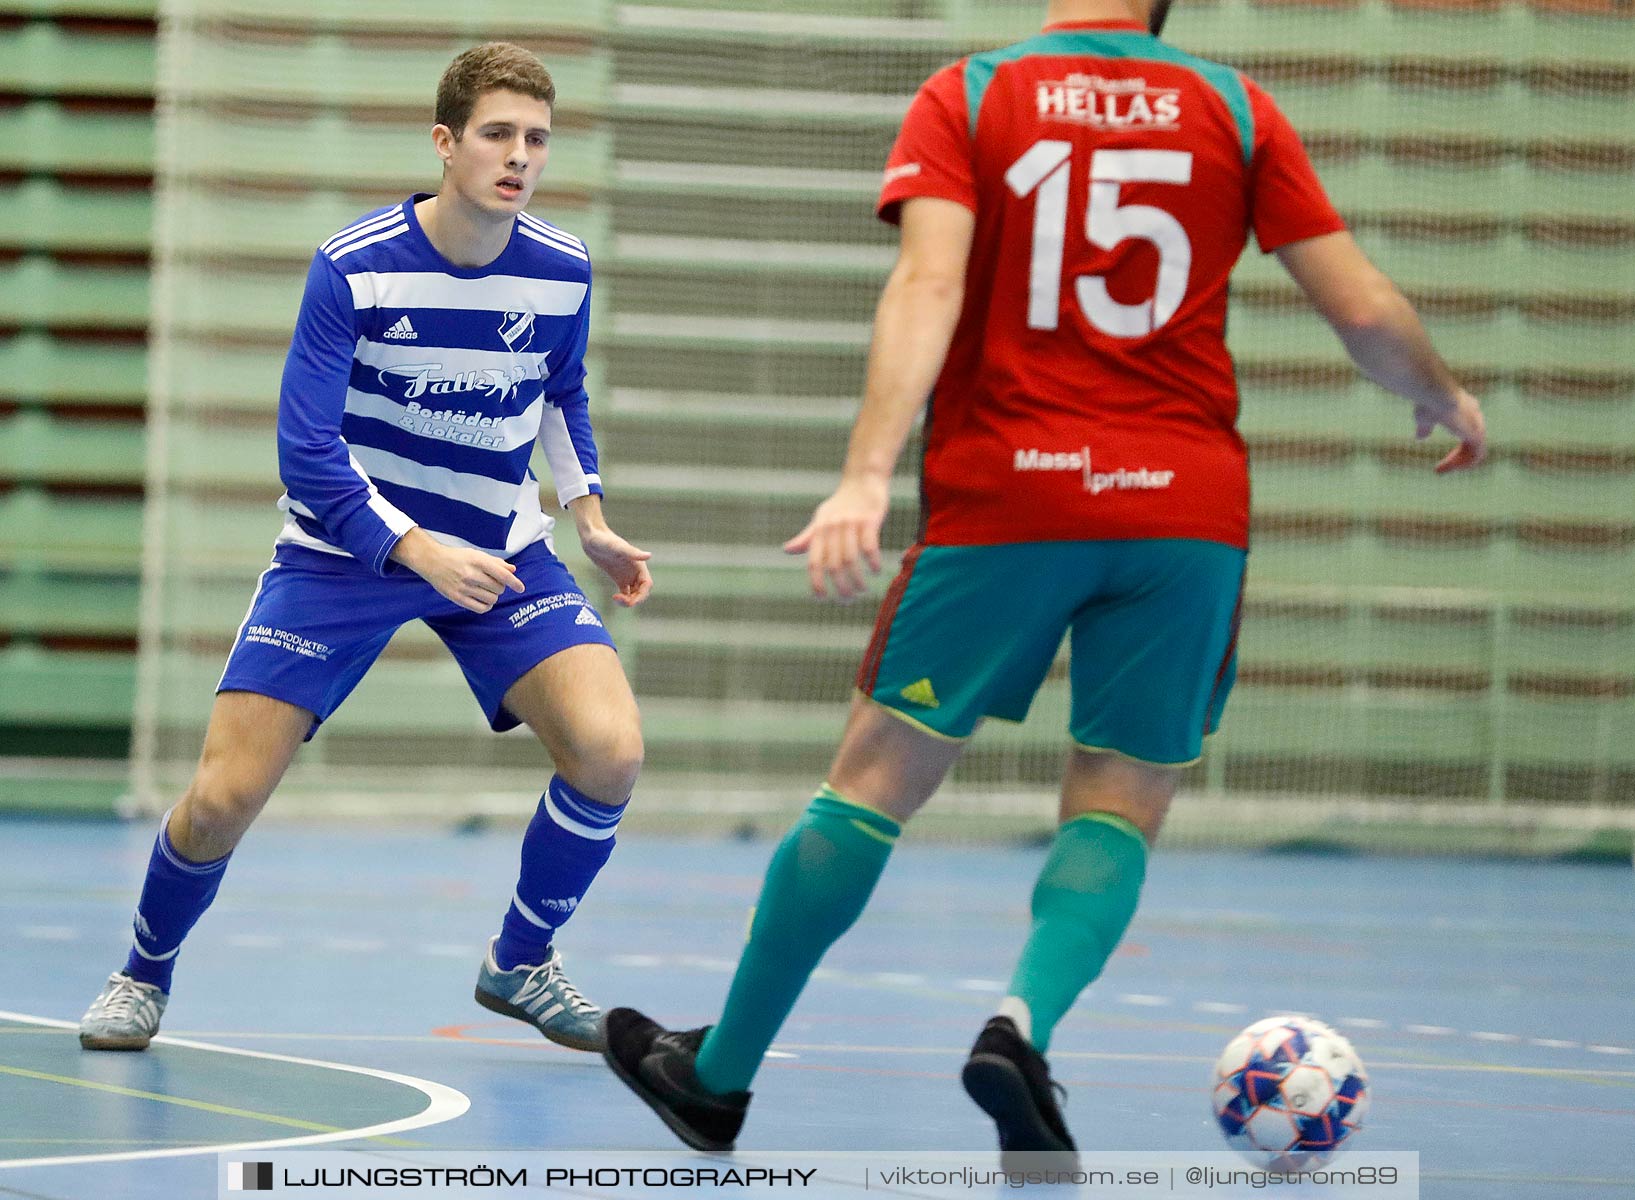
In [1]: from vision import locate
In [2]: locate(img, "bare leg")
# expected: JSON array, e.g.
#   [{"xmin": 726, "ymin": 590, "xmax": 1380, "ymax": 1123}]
[
  {"xmin": 167, "ymin": 691, "xmax": 313, "ymax": 860},
  {"xmin": 826, "ymin": 694, "xmax": 967, "ymax": 822},
  {"xmin": 502, "ymin": 643, "xmax": 643, "ymax": 802},
  {"xmin": 1057, "ymin": 747, "xmax": 1179, "ymax": 841}
]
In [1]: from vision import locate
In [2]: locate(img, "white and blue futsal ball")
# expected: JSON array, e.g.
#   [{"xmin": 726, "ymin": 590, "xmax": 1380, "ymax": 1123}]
[{"xmin": 1211, "ymin": 1015, "xmax": 1369, "ymax": 1170}]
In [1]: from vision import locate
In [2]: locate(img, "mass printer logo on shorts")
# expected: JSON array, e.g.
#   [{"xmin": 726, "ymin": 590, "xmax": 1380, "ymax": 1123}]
[{"xmin": 1013, "ymin": 447, "xmax": 1175, "ymax": 496}]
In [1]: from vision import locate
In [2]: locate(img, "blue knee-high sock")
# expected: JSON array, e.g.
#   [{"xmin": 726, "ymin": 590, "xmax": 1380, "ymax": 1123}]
[
  {"xmin": 123, "ymin": 809, "xmax": 232, "ymax": 993},
  {"xmin": 494, "ymin": 775, "xmax": 627, "ymax": 971}
]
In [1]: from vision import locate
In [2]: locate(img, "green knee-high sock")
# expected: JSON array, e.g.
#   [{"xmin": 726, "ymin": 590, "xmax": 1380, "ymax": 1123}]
[
  {"xmin": 694, "ymin": 784, "xmax": 900, "ymax": 1094},
  {"xmin": 1004, "ymin": 812, "xmax": 1148, "ymax": 1052}
]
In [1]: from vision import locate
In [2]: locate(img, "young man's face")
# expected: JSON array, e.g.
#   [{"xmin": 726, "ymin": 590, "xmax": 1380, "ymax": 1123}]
[{"xmin": 436, "ymin": 88, "xmax": 552, "ymax": 217}]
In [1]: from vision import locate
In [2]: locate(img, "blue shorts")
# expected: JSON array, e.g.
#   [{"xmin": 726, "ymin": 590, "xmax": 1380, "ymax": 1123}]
[
  {"xmin": 217, "ymin": 542, "xmax": 616, "ymax": 739},
  {"xmin": 856, "ymin": 539, "xmax": 1246, "ymax": 766}
]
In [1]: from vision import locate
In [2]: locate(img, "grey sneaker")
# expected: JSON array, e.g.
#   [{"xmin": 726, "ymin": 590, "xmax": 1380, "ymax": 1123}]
[
  {"xmin": 473, "ymin": 937, "xmax": 603, "ymax": 1051},
  {"xmin": 80, "ymin": 972, "xmax": 167, "ymax": 1051}
]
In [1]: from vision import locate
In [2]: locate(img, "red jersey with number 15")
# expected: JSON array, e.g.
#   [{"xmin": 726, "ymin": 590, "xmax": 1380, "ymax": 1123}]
[{"xmin": 878, "ymin": 19, "xmax": 1344, "ymax": 550}]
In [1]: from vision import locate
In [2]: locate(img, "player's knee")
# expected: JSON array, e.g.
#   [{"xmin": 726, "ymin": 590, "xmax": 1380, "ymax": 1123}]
[
  {"xmin": 596, "ymin": 727, "xmax": 645, "ymax": 799},
  {"xmin": 184, "ymin": 762, "xmax": 272, "ymax": 842},
  {"xmin": 559, "ymin": 725, "xmax": 643, "ymax": 803}
]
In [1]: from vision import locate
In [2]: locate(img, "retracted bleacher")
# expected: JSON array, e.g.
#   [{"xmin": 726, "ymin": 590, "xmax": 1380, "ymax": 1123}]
[{"xmin": 117, "ymin": 0, "xmax": 1635, "ymax": 851}]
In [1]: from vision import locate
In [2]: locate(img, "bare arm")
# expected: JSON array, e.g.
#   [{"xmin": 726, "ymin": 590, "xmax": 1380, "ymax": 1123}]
[
  {"xmin": 784, "ymin": 196, "xmax": 975, "ymax": 599},
  {"xmin": 567, "ymin": 493, "xmax": 653, "ymax": 608},
  {"xmin": 1277, "ymin": 231, "xmax": 1486, "ymax": 473}
]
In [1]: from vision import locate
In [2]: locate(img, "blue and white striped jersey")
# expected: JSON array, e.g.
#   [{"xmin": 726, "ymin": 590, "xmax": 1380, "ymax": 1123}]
[{"xmin": 274, "ymin": 194, "xmax": 600, "ymax": 573}]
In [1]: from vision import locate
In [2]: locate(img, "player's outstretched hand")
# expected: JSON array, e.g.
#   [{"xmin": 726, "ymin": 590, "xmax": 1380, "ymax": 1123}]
[
  {"xmin": 419, "ymin": 543, "xmax": 526, "ymax": 614},
  {"xmin": 1414, "ymin": 388, "xmax": 1487, "ymax": 474},
  {"xmin": 580, "ymin": 526, "xmax": 654, "ymax": 608},
  {"xmin": 784, "ymin": 475, "xmax": 889, "ymax": 601}
]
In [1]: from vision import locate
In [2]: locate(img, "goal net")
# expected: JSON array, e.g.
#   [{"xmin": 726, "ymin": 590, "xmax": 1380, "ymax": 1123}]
[{"xmin": 136, "ymin": 0, "xmax": 1635, "ymax": 854}]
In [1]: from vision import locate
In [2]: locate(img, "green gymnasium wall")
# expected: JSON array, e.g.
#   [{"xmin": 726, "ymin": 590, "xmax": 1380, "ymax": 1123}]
[
  {"xmin": 0, "ymin": 0, "xmax": 156, "ymax": 812},
  {"xmin": 3, "ymin": 1, "xmax": 1633, "ymax": 846}
]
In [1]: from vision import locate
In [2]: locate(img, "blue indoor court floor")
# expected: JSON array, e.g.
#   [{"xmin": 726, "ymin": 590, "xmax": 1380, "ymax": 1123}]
[{"xmin": 1, "ymin": 819, "xmax": 1632, "ymax": 1199}]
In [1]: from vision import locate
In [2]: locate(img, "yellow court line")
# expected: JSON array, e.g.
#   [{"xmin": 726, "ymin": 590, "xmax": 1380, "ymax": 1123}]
[
  {"xmin": 0, "ymin": 1009, "xmax": 464, "ymax": 1169},
  {"xmin": 0, "ymin": 1139, "xmax": 206, "ymax": 1146},
  {"xmin": 0, "ymin": 1064, "xmax": 411, "ymax": 1142}
]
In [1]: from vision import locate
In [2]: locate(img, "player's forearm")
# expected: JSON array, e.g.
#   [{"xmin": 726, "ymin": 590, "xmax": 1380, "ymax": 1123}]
[
  {"xmin": 1277, "ymin": 233, "xmax": 1465, "ymax": 416},
  {"xmin": 841, "ymin": 268, "xmax": 964, "ymax": 484},
  {"xmin": 387, "ymin": 526, "xmax": 439, "ymax": 575},
  {"xmin": 1333, "ymin": 287, "xmax": 1465, "ymax": 415},
  {"xmin": 567, "ymin": 492, "xmax": 609, "ymax": 534}
]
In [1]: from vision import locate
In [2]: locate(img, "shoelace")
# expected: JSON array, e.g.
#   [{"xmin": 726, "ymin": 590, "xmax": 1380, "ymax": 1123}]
[
  {"xmin": 95, "ymin": 978, "xmax": 153, "ymax": 1023},
  {"xmin": 533, "ymin": 959, "xmax": 597, "ymax": 1016}
]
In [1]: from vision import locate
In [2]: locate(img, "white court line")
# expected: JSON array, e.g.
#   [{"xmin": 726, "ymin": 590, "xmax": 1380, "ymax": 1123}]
[
  {"xmin": 318, "ymin": 938, "xmax": 388, "ymax": 953},
  {"xmin": 0, "ymin": 1010, "xmax": 469, "ymax": 1170},
  {"xmin": 762, "ymin": 1043, "xmax": 1635, "ymax": 1077},
  {"xmin": 415, "ymin": 943, "xmax": 473, "ymax": 958},
  {"xmin": 609, "ymin": 953, "xmax": 663, "ymax": 967}
]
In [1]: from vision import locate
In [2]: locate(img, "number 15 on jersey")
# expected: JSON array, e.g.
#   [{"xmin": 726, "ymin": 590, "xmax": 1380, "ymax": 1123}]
[{"xmin": 1005, "ymin": 144, "xmax": 1194, "ymax": 339}]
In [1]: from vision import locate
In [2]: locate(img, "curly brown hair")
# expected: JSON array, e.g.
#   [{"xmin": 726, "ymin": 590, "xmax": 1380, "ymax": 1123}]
[{"xmin": 435, "ymin": 43, "xmax": 555, "ymax": 138}]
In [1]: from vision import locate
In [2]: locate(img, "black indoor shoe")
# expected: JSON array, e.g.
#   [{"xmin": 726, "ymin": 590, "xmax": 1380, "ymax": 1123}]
[
  {"xmin": 602, "ymin": 1007, "xmax": 751, "ymax": 1151},
  {"xmin": 961, "ymin": 1015, "xmax": 1078, "ymax": 1165}
]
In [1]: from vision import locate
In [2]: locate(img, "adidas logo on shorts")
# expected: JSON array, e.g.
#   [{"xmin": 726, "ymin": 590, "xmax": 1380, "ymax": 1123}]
[
  {"xmin": 899, "ymin": 677, "xmax": 939, "ymax": 708},
  {"xmin": 575, "ymin": 607, "xmax": 602, "ymax": 627}
]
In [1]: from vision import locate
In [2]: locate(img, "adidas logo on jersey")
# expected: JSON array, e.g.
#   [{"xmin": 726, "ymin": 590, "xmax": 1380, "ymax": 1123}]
[
  {"xmin": 383, "ymin": 316, "xmax": 418, "ymax": 340},
  {"xmin": 575, "ymin": 607, "xmax": 602, "ymax": 627},
  {"xmin": 899, "ymin": 678, "xmax": 939, "ymax": 708}
]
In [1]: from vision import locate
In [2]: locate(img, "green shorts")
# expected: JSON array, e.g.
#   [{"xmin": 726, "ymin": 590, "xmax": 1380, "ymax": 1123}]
[{"xmin": 855, "ymin": 539, "xmax": 1246, "ymax": 766}]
